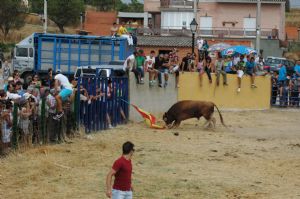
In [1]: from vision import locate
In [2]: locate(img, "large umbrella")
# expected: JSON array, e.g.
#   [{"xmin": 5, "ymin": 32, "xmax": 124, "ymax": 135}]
[
  {"xmin": 221, "ymin": 45, "xmax": 257, "ymax": 56},
  {"xmin": 208, "ymin": 43, "xmax": 231, "ymax": 52}
]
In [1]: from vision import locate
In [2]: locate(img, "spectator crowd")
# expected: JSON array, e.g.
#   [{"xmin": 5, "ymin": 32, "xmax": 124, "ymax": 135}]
[
  {"xmin": 122, "ymin": 40, "xmax": 300, "ymax": 107},
  {"xmin": 0, "ymin": 68, "xmax": 80, "ymax": 155}
]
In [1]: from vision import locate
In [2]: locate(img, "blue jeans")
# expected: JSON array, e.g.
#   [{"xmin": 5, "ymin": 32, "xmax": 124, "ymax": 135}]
[{"xmin": 112, "ymin": 189, "xmax": 133, "ymax": 199}]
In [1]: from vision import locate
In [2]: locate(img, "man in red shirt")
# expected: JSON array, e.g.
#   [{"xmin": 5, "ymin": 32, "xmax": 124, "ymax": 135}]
[{"xmin": 106, "ymin": 141, "xmax": 134, "ymax": 199}]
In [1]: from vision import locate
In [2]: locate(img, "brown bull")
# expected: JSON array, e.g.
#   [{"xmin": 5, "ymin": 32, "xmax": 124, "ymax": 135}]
[{"xmin": 163, "ymin": 100, "xmax": 225, "ymax": 128}]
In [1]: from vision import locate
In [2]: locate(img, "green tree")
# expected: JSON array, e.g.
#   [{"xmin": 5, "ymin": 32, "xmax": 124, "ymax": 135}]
[
  {"xmin": 48, "ymin": 0, "xmax": 84, "ymax": 33},
  {"xmin": 125, "ymin": 0, "xmax": 143, "ymax": 12},
  {"xmin": 29, "ymin": 0, "xmax": 84, "ymax": 33},
  {"xmin": 0, "ymin": 0, "xmax": 26, "ymax": 40}
]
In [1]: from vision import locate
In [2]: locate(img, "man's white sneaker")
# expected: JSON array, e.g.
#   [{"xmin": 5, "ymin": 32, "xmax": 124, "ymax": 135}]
[{"xmin": 237, "ymin": 88, "xmax": 241, "ymax": 93}]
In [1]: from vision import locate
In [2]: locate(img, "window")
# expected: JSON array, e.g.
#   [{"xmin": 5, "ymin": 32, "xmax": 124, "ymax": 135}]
[
  {"xmin": 16, "ymin": 47, "xmax": 28, "ymax": 57},
  {"xmin": 200, "ymin": 17, "xmax": 212, "ymax": 35},
  {"xmin": 29, "ymin": 48, "xmax": 34, "ymax": 57},
  {"xmin": 161, "ymin": 12, "xmax": 194, "ymax": 29},
  {"xmin": 243, "ymin": 18, "xmax": 256, "ymax": 31}
]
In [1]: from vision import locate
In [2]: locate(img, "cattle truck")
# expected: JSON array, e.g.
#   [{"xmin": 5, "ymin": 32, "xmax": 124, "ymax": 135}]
[{"xmin": 12, "ymin": 33, "xmax": 133, "ymax": 82}]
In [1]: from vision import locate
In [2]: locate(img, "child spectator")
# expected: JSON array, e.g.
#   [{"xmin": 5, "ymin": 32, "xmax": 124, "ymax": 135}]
[
  {"xmin": 1, "ymin": 101, "xmax": 13, "ymax": 154},
  {"xmin": 154, "ymin": 54, "xmax": 164, "ymax": 87},
  {"xmin": 180, "ymin": 53, "xmax": 193, "ymax": 72},
  {"xmin": 46, "ymin": 89, "xmax": 58, "ymax": 142},
  {"xmin": 53, "ymin": 72, "xmax": 73, "ymax": 120},
  {"xmin": 204, "ymin": 56, "xmax": 213, "ymax": 84},
  {"xmin": 117, "ymin": 22, "xmax": 128, "ymax": 36},
  {"xmin": 134, "ymin": 50, "xmax": 145, "ymax": 84},
  {"xmin": 278, "ymin": 64, "xmax": 287, "ymax": 106},
  {"xmin": 255, "ymin": 57, "xmax": 268, "ymax": 76},
  {"xmin": 161, "ymin": 53, "xmax": 170, "ymax": 87},
  {"xmin": 289, "ymin": 75, "xmax": 299, "ymax": 107},
  {"xmin": 19, "ymin": 99, "xmax": 32, "ymax": 148},
  {"xmin": 170, "ymin": 54, "xmax": 180, "ymax": 88},
  {"xmin": 271, "ymin": 71, "xmax": 279, "ymax": 105},
  {"xmin": 197, "ymin": 57, "xmax": 205, "ymax": 86},
  {"xmin": 224, "ymin": 56, "xmax": 236, "ymax": 74},
  {"xmin": 245, "ymin": 57, "xmax": 257, "ymax": 88},
  {"xmin": 145, "ymin": 50, "xmax": 158, "ymax": 86},
  {"xmin": 111, "ymin": 22, "xmax": 119, "ymax": 37},
  {"xmin": 215, "ymin": 53, "xmax": 227, "ymax": 86},
  {"xmin": 236, "ymin": 55, "xmax": 246, "ymax": 93},
  {"xmin": 2, "ymin": 61, "xmax": 10, "ymax": 81}
]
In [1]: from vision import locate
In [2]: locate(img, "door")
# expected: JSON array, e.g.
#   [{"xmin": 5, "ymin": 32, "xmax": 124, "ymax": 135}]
[
  {"xmin": 243, "ymin": 18, "xmax": 256, "ymax": 36},
  {"xmin": 200, "ymin": 17, "xmax": 212, "ymax": 35},
  {"xmin": 14, "ymin": 47, "xmax": 29, "ymax": 72}
]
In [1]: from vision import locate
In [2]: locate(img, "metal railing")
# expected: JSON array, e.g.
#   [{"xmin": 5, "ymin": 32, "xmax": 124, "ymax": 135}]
[
  {"xmin": 77, "ymin": 76, "xmax": 129, "ymax": 133},
  {"xmin": 214, "ymin": 0, "xmax": 285, "ymax": 3},
  {"xmin": 271, "ymin": 80, "xmax": 300, "ymax": 108},
  {"xmin": 137, "ymin": 26, "xmax": 273, "ymax": 38},
  {"xmin": 161, "ymin": 0, "xmax": 194, "ymax": 8}
]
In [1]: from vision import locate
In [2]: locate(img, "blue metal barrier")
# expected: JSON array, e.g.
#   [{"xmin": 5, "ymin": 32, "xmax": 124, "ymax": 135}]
[
  {"xmin": 270, "ymin": 83, "xmax": 300, "ymax": 108},
  {"xmin": 77, "ymin": 76, "xmax": 129, "ymax": 133}
]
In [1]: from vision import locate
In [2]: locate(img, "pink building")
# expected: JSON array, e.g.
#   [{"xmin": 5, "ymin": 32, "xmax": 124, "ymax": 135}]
[{"xmin": 144, "ymin": 0, "xmax": 285, "ymax": 40}]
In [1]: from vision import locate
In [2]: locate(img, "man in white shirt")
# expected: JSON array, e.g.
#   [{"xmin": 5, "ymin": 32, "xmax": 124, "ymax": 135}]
[
  {"xmin": 6, "ymin": 84, "xmax": 21, "ymax": 100},
  {"xmin": 145, "ymin": 50, "xmax": 158, "ymax": 86},
  {"xmin": 123, "ymin": 52, "xmax": 137, "ymax": 72},
  {"xmin": 53, "ymin": 71, "xmax": 73, "ymax": 120}
]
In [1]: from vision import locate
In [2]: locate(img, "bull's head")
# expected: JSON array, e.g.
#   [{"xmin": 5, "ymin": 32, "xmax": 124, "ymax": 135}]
[{"xmin": 163, "ymin": 112, "xmax": 174, "ymax": 129}]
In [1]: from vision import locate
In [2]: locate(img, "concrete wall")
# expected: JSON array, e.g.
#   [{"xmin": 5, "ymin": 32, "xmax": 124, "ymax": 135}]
[
  {"xmin": 178, "ymin": 73, "xmax": 271, "ymax": 110},
  {"xmin": 129, "ymin": 73, "xmax": 178, "ymax": 122}
]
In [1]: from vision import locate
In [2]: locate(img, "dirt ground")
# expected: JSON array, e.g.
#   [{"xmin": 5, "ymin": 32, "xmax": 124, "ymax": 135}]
[{"xmin": 0, "ymin": 110, "xmax": 300, "ymax": 199}]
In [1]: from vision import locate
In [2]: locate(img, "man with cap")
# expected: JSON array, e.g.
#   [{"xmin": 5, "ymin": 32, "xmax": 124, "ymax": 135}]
[{"xmin": 53, "ymin": 70, "xmax": 73, "ymax": 120}]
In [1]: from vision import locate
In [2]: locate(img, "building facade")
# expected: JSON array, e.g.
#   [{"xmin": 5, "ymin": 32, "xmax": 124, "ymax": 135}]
[{"xmin": 144, "ymin": 0, "xmax": 286, "ymax": 40}]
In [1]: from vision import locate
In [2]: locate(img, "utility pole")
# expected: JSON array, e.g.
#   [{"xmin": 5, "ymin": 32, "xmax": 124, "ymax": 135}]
[
  {"xmin": 194, "ymin": 0, "xmax": 197, "ymax": 20},
  {"xmin": 256, "ymin": 0, "xmax": 261, "ymax": 55},
  {"xmin": 43, "ymin": 0, "xmax": 48, "ymax": 34}
]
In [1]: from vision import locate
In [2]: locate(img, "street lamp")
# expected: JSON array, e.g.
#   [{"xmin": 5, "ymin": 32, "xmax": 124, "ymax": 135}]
[{"xmin": 190, "ymin": 18, "xmax": 198, "ymax": 54}]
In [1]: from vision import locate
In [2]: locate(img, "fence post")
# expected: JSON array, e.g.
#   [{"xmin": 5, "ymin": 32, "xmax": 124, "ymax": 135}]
[
  {"xmin": 40, "ymin": 97, "xmax": 46, "ymax": 144},
  {"xmin": 11, "ymin": 103, "xmax": 19, "ymax": 149}
]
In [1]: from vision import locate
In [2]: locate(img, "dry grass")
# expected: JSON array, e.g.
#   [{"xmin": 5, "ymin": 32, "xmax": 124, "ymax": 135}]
[
  {"xmin": 1, "ymin": 110, "xmax": 300, "ymax": 199},
  {"xmin": 0, "ymin": 13, "xmax": 77, "ymax": 44}
]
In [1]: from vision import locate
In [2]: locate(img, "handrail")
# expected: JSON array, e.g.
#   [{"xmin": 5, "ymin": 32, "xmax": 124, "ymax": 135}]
[{"xmin": 137, "ymin": 26, "xmax": 274, "ymax": 38}]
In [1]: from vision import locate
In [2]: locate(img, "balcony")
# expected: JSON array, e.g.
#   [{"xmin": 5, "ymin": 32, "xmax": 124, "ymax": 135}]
[
  {"xmin": 213, "ymin": 0, "xmax": 285, "ymax": 3},
  {"xmin": 160, "ymin": 0, "xmax": 194, "ymax": 9},
  {"xmin": 137, "ymin": 26, "xmax": 274, "ymax": 39}
]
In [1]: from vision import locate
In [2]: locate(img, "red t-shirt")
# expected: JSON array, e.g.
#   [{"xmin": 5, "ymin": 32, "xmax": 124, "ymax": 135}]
[{"xmin": 112, "ymin": 156, "xmax": 132, "ymax": 191}]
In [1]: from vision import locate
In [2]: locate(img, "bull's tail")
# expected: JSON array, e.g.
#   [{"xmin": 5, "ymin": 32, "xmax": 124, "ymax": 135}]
[{"xmin": 214, "ymin": 104, "xmax": 226, "ymax": 127}]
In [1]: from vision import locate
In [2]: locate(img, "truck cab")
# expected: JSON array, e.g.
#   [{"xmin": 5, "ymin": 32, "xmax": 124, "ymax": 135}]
[{"xmin": 12, "ymin": 34, "xmax": 35, "ymax": 82}]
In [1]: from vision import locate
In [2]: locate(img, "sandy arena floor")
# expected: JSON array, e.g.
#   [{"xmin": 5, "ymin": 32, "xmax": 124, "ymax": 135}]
[{"xmin": 0, "ymin": 109, "xmax": 300, "ymax": 199}]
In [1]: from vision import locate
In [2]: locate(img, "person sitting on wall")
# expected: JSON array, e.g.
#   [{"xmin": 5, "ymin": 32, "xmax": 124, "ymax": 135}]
[
  {"xmin": 53, "ymin": 70, "xmax": 73, "ymax": 120},
  {"xmin": 236, "ymin": 55, "xmax": 246, "ymax": 93},
  {"xmin": 215, "ymin": 52, "xmax": 227, "ymax": 86},
  {"xmin": 111, "ymin": 22, "xmax": 119, "ymax": 37},
  {"xmin": 145, "ymin": 50, "xmax": 158, "ymax": 87},
  {"xmin": 180, "ymin": 53, "xmax": 192, "ymax": 72},
  {"xmin": 245, "ymin": 57, "xmax": 257, "ymax": 88},
  {"xmin": 169, "ymin": 49, "xmax": 180, "ymax": 88},
  {"xmin": 117, "ymin": 22, "xmax": 133, "ymax": 45}
]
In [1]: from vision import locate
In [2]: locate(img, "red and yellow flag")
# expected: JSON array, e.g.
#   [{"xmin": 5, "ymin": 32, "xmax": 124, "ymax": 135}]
[{"xmin": 131, "ymin": 104, "xmax": 165, "ymax": 129}]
